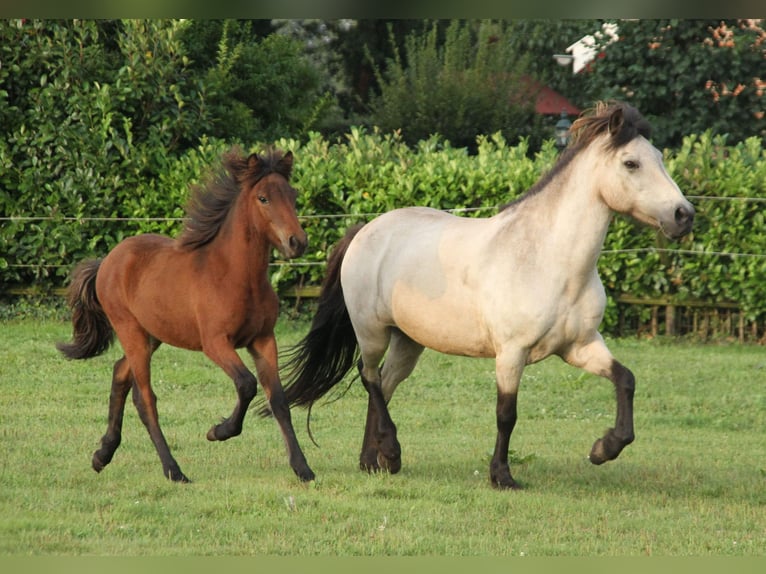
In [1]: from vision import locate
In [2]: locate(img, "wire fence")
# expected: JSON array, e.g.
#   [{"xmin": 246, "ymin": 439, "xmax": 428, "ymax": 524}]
[
  {"xmin": 6, "ymin": 195, "xmax": 766, "ymax": 269},
  {"xmin": 3, "ymin": 196, "xmax": 765, "ymax": 273}
]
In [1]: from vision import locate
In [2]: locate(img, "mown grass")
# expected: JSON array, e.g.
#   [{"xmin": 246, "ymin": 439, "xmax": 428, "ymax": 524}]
[{"xmin": 0, "ymin": 316, "xmax": 764, "ymax": 556}]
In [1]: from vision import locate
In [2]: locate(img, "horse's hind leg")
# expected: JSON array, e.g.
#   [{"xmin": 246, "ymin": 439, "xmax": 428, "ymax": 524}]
[
  {"xmin": 359, "ymin": 363, "xmax": 401, "ymax": 473},
  {"xmin": 563, "ymin": 336, "xmax": 635, "ymax": 464},
  {"xmin": 92, "ymin": 356, "xmax": 132, "ymax": 473},
  {"xmin": 121, "ymin": 331, "xmax": 189, "ymax": 482},
  {"xmin": 358, "ymin": 329, "xmax": 423, "ymax": 474}
]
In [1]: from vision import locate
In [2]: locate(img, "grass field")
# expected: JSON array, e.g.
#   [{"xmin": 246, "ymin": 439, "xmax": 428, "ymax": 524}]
[{"xmin": 0, "ymin": 316, "xmax": 764, "ymax": 556}]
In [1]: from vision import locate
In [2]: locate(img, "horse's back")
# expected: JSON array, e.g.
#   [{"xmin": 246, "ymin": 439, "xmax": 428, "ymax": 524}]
[{"xmin": 97, "ymin": 233, "xmax": 179, "ymax": 295}]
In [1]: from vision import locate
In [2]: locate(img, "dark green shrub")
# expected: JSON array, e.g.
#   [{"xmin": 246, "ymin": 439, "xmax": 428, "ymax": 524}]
[
  {"xmin": 368, "ymin": 20, "xmax": 537, "ymax": 152},
  {"xmin": 0, "ymin": 20, "xmax": 209, "ymax": 287},
  {"xmin": 179, "ymin": 20, "xmax": 334, "ymax": 144}
]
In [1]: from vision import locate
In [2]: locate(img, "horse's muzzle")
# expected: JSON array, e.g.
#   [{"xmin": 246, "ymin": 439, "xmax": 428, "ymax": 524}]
[
  {"xmin": 283, "ymin": 233, "xmax": 308, "ymax": 258},
  {"xmin": 663, "ymin": 202, "xmax": 695, "ymax": 239}
]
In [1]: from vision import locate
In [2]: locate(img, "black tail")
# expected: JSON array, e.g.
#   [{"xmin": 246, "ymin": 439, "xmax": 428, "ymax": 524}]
[
  {"xmin": 280, "ymin": 223, "xmax": 365, "ymax": 409},
  {"xmin": 56, "ymin": 259, "xmax": 114, "ymax": 360}
]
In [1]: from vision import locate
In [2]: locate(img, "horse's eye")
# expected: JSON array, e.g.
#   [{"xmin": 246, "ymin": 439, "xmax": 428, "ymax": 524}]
[
  {"xmin": 624, "ymin": 160, "xmax": 639, "ymax": 170},
  {"xmin": 258, "ymin": 195, "xmax": 269, "ymax": 204}
]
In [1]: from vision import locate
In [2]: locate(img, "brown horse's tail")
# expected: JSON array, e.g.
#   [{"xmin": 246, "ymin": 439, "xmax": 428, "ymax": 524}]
[
  {"xmin": 274, "ymin": 224, "xmax": 365, "ymax": 412},
  {"xmin": 56, "ymin": 259, "xmax": 114, "ymax": 360}
]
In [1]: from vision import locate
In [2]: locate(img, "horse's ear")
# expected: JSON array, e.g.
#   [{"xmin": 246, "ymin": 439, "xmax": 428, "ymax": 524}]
[
  {"xmin": 247, "ymin": 153, "xmax": 262, "ymax": 171},
  {"xmin": 278, "ymin": 151, "xmax": 294, "ymax": 177},
  {"xmin": 608, "ymin": 107, "xmax": 624, "ymax": 137}
]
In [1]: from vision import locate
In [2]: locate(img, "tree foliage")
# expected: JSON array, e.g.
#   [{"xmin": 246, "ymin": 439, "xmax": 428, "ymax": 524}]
[
  {"xmin": 584, "ymin": 19, "xmax": 766, "ymax": 148},
  {"xmin": 367, "ymin": 20, "xmax": 536, "ymax": 151},
  {"xmin": 0, "ymin": 19, "xmax": 332, "ymax": 285},
  {"xmin": 179, "ymin": 20, "xmax": 333, "ymax": 143}
]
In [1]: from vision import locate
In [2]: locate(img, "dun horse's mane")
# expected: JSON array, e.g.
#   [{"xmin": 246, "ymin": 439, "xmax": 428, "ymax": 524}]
[
  {"xmin": 178, "ymin": 148, "xmax": 292, "ymax": 250},
  {"xmin": 500, "ymin": 101, "xmax": 651, "ymax": 212}
]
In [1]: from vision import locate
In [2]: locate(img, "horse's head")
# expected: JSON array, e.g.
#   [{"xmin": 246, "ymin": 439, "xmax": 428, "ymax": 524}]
[
  {"xmin": 243, "ymin": 150, "xmax": 308, "ymax": 258},
  {"xmin": 574, "ymin": 102, "xmax": 694, "ymax": 239}
]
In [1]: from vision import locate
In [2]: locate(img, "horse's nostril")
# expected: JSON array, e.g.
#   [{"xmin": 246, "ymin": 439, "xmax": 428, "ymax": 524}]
[
  {"xmin": 675, "ymin": 205, "xmax": 694, "ymax": 225},
  {"xmin": 288, "ymin": 234, "xmax": 307, "ymax": 254}
]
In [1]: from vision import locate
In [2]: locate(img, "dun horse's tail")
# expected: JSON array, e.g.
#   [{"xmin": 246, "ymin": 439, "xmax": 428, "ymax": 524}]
[
  {"xmin": 56, "ymin": 259, "xmax": 114, "ymax": 360},
  {"xmin": 280, "ymin": 223, "xmax": 365, "ymax": 410}
]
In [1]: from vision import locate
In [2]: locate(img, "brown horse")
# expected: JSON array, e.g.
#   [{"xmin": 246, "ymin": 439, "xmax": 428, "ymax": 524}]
[{"xmin": 57, "ymin": 148, "xmax": 315, "ymax": 483}]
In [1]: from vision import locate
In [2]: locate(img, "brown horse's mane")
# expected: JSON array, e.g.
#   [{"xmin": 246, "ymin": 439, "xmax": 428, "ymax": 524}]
[
  {"xmin": 500, "ymin": 101, "xmax": 651, "ymax": 212},
  {"xmin": 177, "ymin": 148, "xmax": 293, "ymax": 250}
]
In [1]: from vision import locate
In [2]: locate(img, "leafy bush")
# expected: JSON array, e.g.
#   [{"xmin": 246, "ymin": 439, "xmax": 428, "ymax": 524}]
[
  {"xmin": 0, "ymin": 19, "xmax": 334, "ymax": 287},
  {"xmin": 0, "ymin": 20, "xmax": 209, "ymax": 285},
  {"xmin": 179, "ymin": 20, "xmax": 334, "ymax": 144},
  {"xmin": 367, "ymin": 20, "xmax": 537, "ymax": 152},
  {"xmin": 3, "ymin": 125, "xmax": 765, "ymax": 331}
]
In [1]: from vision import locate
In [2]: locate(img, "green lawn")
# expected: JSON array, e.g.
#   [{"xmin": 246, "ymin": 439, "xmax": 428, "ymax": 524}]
[{"xmin": 0, "ymin": 317, "xmax": 764, "ymax": 555}]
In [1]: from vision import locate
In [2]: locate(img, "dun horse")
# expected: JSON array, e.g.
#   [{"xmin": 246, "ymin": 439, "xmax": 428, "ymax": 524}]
[
  {"xmin": 58, "ymin": 148, "xmax": 315, "ymax": 483},
  {"xmin": 279, "ymin": 102, "xmax": 694, "ymax": 489}
]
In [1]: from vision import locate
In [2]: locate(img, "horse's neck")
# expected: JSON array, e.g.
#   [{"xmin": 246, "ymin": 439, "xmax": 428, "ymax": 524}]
[{"xmin": 501, "ymin": 154, "xmax": 613, "ymax": 273}]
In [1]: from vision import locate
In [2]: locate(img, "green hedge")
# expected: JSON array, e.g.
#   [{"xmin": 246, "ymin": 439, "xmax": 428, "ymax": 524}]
[{"xmin": 2, "ymin": 129, "xmax": 764, "ymax": 331}]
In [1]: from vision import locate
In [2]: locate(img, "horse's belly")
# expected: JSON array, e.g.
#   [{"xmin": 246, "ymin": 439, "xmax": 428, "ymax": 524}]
[{"xmin": 390, "ymin": 281, "xmax": 494, "ymax": 358}]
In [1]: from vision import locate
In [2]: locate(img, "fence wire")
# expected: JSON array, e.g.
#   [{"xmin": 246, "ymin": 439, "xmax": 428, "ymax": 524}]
[{"xmin": 2, "ymin": 197, "xmax": 764, "ymax": 272}]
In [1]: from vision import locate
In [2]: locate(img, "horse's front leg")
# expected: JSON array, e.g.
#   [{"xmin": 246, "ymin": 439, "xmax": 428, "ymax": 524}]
[
  {"xmin": 249, "ymin": 335, "xmax": 315, "ymax": 482},
  {"xmin": 203, "ymin": 338, "xmax": 258, "ymax": 442},
  {"xmin": 589, "ymin": 360, "xmax": 635, "ymax": 464},
  {"xmin": 490, "ymin": 349, "xmax": 526, "ymax": 490},
  {"xmin": 563, "ymin": 336, "xmax": 635, "ymax": 464}
]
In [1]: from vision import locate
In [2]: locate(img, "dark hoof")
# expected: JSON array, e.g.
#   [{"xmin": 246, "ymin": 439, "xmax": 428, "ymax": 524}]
[
  {"xmin": 492, "ymin": 477, "xmax": 523, "ymax": 490},
  {"xmin": 589, "ymin": 438, "xmax": 608, "ymax": 465},
  {"xmin": 207, "ymin": 419, "xmax": 240, "ymax": 442},
  {"xmin": 490, "ymin": 462, "xmax": 521, "ymax": 490},
  {"xmin": 166, "ymin": 467, "xmax": 191, "ymax": 483},
  {"xmin": 360, "ymin": 449, "xmax": 381, "ymax": 473},
  {"xmin": 589, "ymin": 430, "xmax": 633, "ymax": 465},
  {"xmin": 377, "ymin": 451, "xmax": 402, "ymax": 474},
  {"xmin": 490, "ymin": 471, "xmax": 522, "ymax": 490},
  {"xmin": 92, "ymin": 453, "xmax": 106, "ymax": 473},
  {"xmin": 297, "ymin": 468, "xmax": 316, "ymax": 482},
  {"xmin": 92, "ymin": 448, "xmax": 115, "ymax": 473}
]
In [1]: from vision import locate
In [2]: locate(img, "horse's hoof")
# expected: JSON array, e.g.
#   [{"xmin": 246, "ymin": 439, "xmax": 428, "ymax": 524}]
[
  {"xmin": 490, "ymin": 471, "xmax": 522, "ymax": 490},
  {"xmin": 589, "ymin": 438, "xmax": 607, "ymax": 465},
  {"xmin": 92, "ymin": 454, "xmax": 105, "ymax": 473},
  {"xmin": 206, "ymin": 426, "xmax": 219, "ymax": 441},
  {"xmin": 377, "ymin": 451, "xmax": 402, "ymax": 474},
  {"xmin": 92, "ymin": 449, "xmax": 114, "ymax": 473},
  {"xmin": 494, "ymin": 478, "xmax": 523, "ymax": 490},
  {"xmin": 166, "ymin": 468, "xmax": 192, "ymax": 483},
  {"xmin": 360, "ymin": 451, "xmax": 380, "ymax": 473},
  {"xmin": 297, "ymin": 468, "xmax": 316, "ymax": 482}
]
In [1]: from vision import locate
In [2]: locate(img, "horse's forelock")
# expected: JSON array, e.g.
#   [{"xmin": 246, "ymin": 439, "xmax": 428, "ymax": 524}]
[
  {"xmin": 226, "ymin": 148, "xmax": 292, "ymax": 188},
  {"xmin": 570, "ymin": 101, "xmax": 651, "ymax": 151}
]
